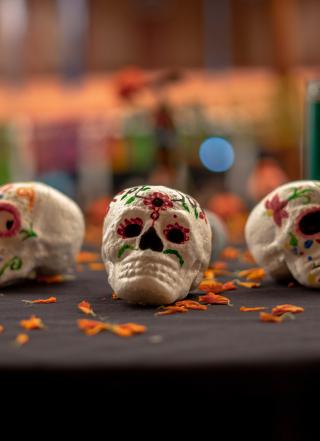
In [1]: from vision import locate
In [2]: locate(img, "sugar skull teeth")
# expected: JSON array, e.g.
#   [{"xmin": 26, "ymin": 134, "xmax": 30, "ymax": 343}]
[
  {"xmin": 102, "ymin": 185, "xmax": 212, "ymax": 305},
  {"xmin": 0, "ymin": 182, "xmax": 85, "ymax": 287},
  {"xmin": 245, "ymin": 180, "xmax": 320, "ymax": 288}
]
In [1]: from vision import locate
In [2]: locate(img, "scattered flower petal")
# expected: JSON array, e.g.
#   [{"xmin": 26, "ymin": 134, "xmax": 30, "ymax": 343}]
[
  {"xmin": 220, "ymin": 247, "xmax": 240, "ymax": 260},
  {"xmin": 203, "ymin": 269, "xmax": 215, "ymax": 279},
  {"xmin": 77, "ymin": 319, "xmax": 146, "ymax": 337},
  {"xmin": 175, "ymin": 300, "xmax": 208, "ymax": 311},
  {"xmin": 37, "ymin": 274, "xmax": 74, "ymax": 284},
  {"xmin": 212, "ymin": 261, "xmax": 228, "ymax": 270},
  {"xmin": 236, "ymin": 280, "xmax": 261, "ymax": 288},
  {"xmin": 237, "ymin": 268, "xmax": 266, "ymax": 281},
  {"xmin": 222, "ymin": 281, "xmax": 237, "ymax": 291},
  {"xmin": 15, "ymin": 333, "xmax": 29, "ymax": 346},
  {"xmin": 272, "ymin": 304, "xmax": 304, "ymax": 316},
  {"xmin": 112, "ymin": 323, "xmax": 146, "ymax": 337},
  {"xmin": 88, "ymin": 262, "xmax": 105, "ymax": 271},
  {"xmin": 0, "ymin": 324, "xmax": 4, "ymax": 334},
  {"xmin": 240, "ymin": 306, "xmax": 268, "ymax": 312},
  {"xmin": 78, "ymin": 300, "xmax": 96, "ymax": 316},
  {"xmin": 20, "ymin": 315, "xmax": 44, "ymax": 330},
  {"xmin": 112, "ymin": 292, "xmax": 119, "ymax": 300},
  {"xmin": 76, "ymin": 251, "xmax": 101, "ymax": 263},
  {"xmin": 78, "ymin": 319, "xmax": 110, "ymax": 335},
  {"xmin": 155, "ymin": 305, "xmax": 189, "ymax": 316},
  {"xmin": 22, "ymin": 296, "xmax": 57, "ymax": 304},
  {"xmin": 198, "ymin": 292, "xmax": 232, "ymax": 305},
  {"xmin": 198, "ymin": 280, "xmax": 236, "ymax": 293},
  {"xmin": 260, "ymin": 312, "xmax": 283, "ymax": 323}
]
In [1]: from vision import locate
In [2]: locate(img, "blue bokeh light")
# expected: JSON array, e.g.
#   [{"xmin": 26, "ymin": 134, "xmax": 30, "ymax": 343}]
[{"xmin": 199, "ymin": 137, "xmax": 235, "ymax": 172}]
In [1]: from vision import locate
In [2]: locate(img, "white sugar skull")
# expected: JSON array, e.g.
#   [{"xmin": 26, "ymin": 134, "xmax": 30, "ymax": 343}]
[
  {"xmin": 102, "ymin": 185, "xmax": 212, "ymax": 305},
  {"xmin": 0, "ymin": 182, "xmax": 85, "ymax": 287},
  {"xmin": 245, "ymin": 180, "xmax": 320, "ymax": 287}
]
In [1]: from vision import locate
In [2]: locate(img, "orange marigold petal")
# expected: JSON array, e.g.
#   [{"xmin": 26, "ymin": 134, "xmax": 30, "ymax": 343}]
[
  {"xmin": 23, "ymin": 296, "xmax": 57, "ymax": 304},
  {"xmin": 77, "ymin": 319, "xmax": 146, "ymax": 337},
  {"xmin": 77, "ymin": 319, "xmax": 110, "ymax": 335},
  {"xmin": 260, "ymin": 312, "xmax": 283, "ymax": 323},
  {"xmin": 236, "ymin": 280, "xmax": 261, "ymax": 288},
  {"xmin": 112, "ymin": 323, "xmax": 147, "ymax": 337},
  {"xmin": 76, "ymin": 251, "xmax": 101, "ymax": 263},
  {"xmin": 238, "ymin": 268, "xmax": 266, "ymax": 281},
  {"xmin": 15, "ymin": 333, "xmax": 29, "ymax": 345},
  {"xmin": 0, "ymin": 324, "xmax": 4, "ymax": 334},
  {"xmin": 240, "ymin": 306, "xmax": 268, "ymax": 312},
  {"xmin": 271, "ymin": 304, "xmax": 304, "ymax": 316},
  {"xmin": 36, "ymin": 274, "xmax": 74, "ymax": 284},
  {"xmin": 175, "ymin": 300, "xmax": 208, "ymax": 311},
  {"xmin": 222, "ymin": 281, "xmax": 237, "ymax": 291},
  {"xmin": 78, "ymin": 300, "xmax": 96, "ymax": 316},
  {"xmin": 212, "ymin": 261, "xmax": 228, "ymax": 270},
  {"xmin": 112, "ymin": 292, "xmax": 119, "ymax": 300},
  {"xmin": 220, "ymin": 247, "xmax": 240, "ymax": 260},
  {"xmin": 203, "ymin": 269, "xmax": 215, "ymax": 280},
  {"xmin": 88, "ymin": 262, "xmax": 105, "ymax": 271},
  {"xmin": 20, "ymin": 315, "xmax": 44, "ymax": 330},
  {"xmin": 198, "ymin": 292, "xmax": 232, "ymax": 305},
  {"xmin": 155, "ymin": 305, "xmax": 189, "ymax": 316}
]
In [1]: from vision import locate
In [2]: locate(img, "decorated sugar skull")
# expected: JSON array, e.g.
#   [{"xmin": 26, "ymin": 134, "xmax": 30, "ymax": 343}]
[
  {"xmin": 245, "ymin": 180, "xmax": 320, "ymax": 288},
  {"xmin": 0, "ymin": 182, "xmax": 85, "ymax": 286},
  {"xmin": 102, "ymin": 185, "xmax": 212, "ymax": 305}
]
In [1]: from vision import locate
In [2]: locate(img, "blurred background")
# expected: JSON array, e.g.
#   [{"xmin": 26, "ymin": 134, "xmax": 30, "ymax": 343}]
[{"xmin": 0, "ymin": 0, "xmax": 318, "ymax": 245}]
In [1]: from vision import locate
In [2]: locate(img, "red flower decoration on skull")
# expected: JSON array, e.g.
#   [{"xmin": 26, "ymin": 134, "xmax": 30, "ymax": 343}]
[
  {"xmin": 265, "ymin": 194, "xmax": 289, "ymax": 227},
  {"xmin": 143, "ymin": 192, "xmax": 173, "ymax": 221}
]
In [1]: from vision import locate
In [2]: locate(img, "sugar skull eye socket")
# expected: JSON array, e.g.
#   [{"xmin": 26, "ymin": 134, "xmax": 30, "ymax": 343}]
[
  {"xmin": 166, "ymin": 228, "xmax": 185, "ymax": 243},
  {"xmin": 164, "ymin": 223, "xmax": 190, "ymax": 244},
  {"xmin": 298, "ymin": 210, "xmax": 320, "ymax": 236},
  {"xmin": 124, "ymin": 223, "xmax": 142, "ymax": 237},
  {"xmin": 117, "ymin": 217, "xmax": 143, "ymax": 239},
  {"xmin": 0, "ymin": 203, "xmax": 21, "ymax": 237}
]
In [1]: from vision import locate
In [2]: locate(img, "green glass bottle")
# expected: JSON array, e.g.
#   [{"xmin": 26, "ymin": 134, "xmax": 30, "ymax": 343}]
[{"xmin": 305, "ymin": 80, "xmax": 320, "ymax": 179}]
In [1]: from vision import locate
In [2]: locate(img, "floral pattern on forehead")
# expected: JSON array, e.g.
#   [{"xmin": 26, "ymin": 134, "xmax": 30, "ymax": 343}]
[
  {"xmin": 113, "ymin": 185, "xmax": 207, "ymax": 223},
  {"xmin": 265, "ymin": 186, "xmax": 313, "ymax": 227}
]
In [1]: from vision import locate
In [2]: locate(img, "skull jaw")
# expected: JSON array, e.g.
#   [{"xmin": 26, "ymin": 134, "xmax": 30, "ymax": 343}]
[
  {"xmin": 0, "ymin": 255, "xmax": 34, "ymax": 287},
  {"xmin": 111, "ymin": 274, "xmax": 192, "ymax": 305},
  {"xmin": 286, "ymin": 259, "xmax": 320, "ymax": 288}
]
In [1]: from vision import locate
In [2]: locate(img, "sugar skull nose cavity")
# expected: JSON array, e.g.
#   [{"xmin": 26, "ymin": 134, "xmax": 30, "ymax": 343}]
[
  {"xmin": 139, "ymin": 226, "xmax": 164, "ymax": 252},
  {"xmin": 299, "ymin": 210, "xmax": 320, "ymax": 235}
]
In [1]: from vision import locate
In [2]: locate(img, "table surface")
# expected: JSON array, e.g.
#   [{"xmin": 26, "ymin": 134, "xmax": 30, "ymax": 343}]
[
  {"xmin": 0, "ymin": 249, "xmax": 319, "ymax": 375},
  {"xmin": 2, "ymin": 248, "xmax": 320, "ymax": 439}
]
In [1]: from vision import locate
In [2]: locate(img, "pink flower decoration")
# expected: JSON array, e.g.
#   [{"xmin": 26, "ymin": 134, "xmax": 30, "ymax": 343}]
[{"xmin": 265, "ymin": 194, "xmax": 289, "ymax": 227}]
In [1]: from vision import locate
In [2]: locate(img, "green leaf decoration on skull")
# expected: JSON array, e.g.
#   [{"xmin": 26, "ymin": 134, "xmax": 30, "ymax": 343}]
[
  {"xmin": 125, "ymin": 196, "xmax": 136, "ymax": 205},
  {"xmin": 287, "ymin": 188, "xmax": 312, "ymax": 204},
  {"xmin": 20, "ymin": 225, "xmax": 37, "ymax": 241},
  {"xmin": 118, "ymin": 244, "xmax": 135, "ymax": 258},
  {"xmin": 163, "ymin": 249, "xmax": 184, "ymax": 266},
  {"xmin": 289, "ymin": 232, "xmax": 298, "ymax": 247},
  {"xmin": 0, "ymin": 256, "xmax": 23, "ymax": 277}
]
